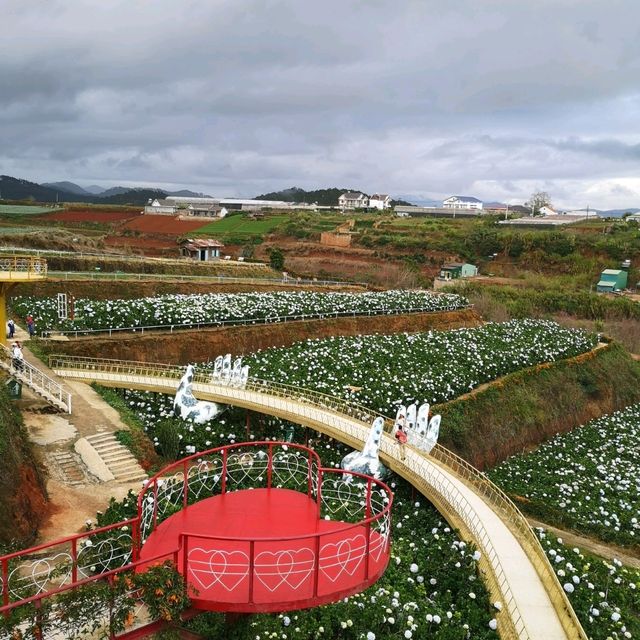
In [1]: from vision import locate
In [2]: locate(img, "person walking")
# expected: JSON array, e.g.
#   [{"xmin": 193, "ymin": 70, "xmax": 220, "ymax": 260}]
[
  {"xmin": 11, "ymin": 341, "xmax": 24, "ymax": 372},
  {"xmin": 26, "ymin": 314, "xmax": 35, "ymax": 338},
  {"xmin": 7, "ymin": 319, "xmax": 14, "ymax": 339},
  {"xmin": 395, "ymin": 421, "xmax": 408, "ymax": 461}
]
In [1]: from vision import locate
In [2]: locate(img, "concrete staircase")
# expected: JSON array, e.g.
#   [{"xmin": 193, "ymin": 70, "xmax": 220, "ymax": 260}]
[
  {"xmin": 0, "ymin": 345, "xmax": 72, "ymax": 413},
  {"xmin": 84, "ymin": 433, "xmax": 148, "ymax": 484}
]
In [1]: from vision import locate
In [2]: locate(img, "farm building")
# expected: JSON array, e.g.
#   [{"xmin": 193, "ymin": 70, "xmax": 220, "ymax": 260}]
[
  {"xmin": 369, "ymin": 194, "xmax": 391, "ymax": 210},
  {"xmin": 442, "ymin": 196, "xmax": 483, "ymax": 211},
  {"xmin": 180, "ymin": 238, "xmax": 224, "ymax": 261},
  {"xmin": 596, "ymin": 269, "xmax": 628, "ymax": 292},
  {"xmin": 144, "ymin": 198, "xmax": 177, "ymax": 215},
  {"xmin": 438, "ymin": 262, "xmax": 478, "ymax": 281}
]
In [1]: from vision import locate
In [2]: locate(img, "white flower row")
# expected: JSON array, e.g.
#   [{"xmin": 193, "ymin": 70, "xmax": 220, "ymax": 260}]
[{"xmin": 11, "ymin": 289, "xmax": 468, "ymax": 332}]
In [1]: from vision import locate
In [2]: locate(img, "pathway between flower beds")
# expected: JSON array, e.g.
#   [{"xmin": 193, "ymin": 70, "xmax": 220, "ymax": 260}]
[
  {"xmin": 526, "ymin": 519, "xmax": 640, "ymax": 570},
  {"xmin": 51, "ymin": 358, "xmax": 584, "ymax": 640},
  {"xmin": 11, "ymin": 335, "xmax": 147, "ymax": 540}
]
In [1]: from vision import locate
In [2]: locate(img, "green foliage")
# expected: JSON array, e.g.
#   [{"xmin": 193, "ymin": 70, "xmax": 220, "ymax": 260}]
[
  {"xmin": 437, "ymin": 343, "xmax": 640, "ymax": 468},
  {"xmin": 192, "ymin": 214, "xmax": 288, "ymax": 238},
  {"xmin": 0, "ymin": 385, "xmax": 47, "ymax": 546},
  {"xmin": 268, "ymin": 246, "xmax": 285, "ymax": 270},
  {"xmin": 254, "ymin": 186, "xmax": 352, "ymax": 207},
  {"xmin": 157, "ymin": 419, "xmax": 182, "ymax": 460}
]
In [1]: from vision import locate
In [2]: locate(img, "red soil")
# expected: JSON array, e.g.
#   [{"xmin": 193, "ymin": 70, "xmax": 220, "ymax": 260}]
[
  {"xmin": 39, "ymin": 210, "xmax": 141, "ymax": 223},
  {"xmin": 120, "ymin": 215, "xmax": 210, "ymax": 235}
]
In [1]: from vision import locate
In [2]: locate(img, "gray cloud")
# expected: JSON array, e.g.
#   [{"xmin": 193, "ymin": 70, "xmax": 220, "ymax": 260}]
[{"xmin": 2, "ymin": 0, "xmax": 640, "ymax": 207}]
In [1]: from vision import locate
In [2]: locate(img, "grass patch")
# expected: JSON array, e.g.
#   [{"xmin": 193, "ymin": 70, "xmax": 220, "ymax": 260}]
[{"xmin": 192, "ymin": 214, "xmax": 288, "ymax": 237}]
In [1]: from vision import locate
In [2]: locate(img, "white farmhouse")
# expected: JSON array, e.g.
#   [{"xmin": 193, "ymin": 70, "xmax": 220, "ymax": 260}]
[
  {"xmin": 442, "ymin": 196, "xmax": 483, "ymax": 211},
  {"xmin": 369, "ymin": 194, "xmax": 391, "ymax": 210},
  {"xmin": 144, "ymin": 198, "xmax": 177, "ymax": 215},
  {"xmin": 539, "ymin": 205, "xmax": 559, "ymax": 216},
  {"xmin": 338, "ymin": 192, "xmax": 369, "ymax": 211}
]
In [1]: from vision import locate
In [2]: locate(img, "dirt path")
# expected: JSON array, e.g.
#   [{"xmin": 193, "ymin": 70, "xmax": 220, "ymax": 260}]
[
  {"xmin": 527, "ymin": 518, "xmax": 640, "ymax": 569},
  {"xmin": 15, "ymin": 337, "xmax": 145, "ymax": 542}
]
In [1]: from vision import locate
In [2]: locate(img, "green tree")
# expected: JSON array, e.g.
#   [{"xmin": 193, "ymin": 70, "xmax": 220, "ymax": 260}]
[
  {"xmin": 268, "ymin": 247, "xmax": 285, "ymax": 271},
  {"xmin": 526, "ymin": 191, "xmax": 552, "ymax": 216}
]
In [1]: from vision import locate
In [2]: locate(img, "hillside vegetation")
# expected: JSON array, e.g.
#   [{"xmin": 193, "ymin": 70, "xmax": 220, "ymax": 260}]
[
  {"xmin": 436, "ymin": 342, "xmax": 640, "ymax": 469},
  {"xmin": 0, "ymin": 385, "xmax": 47, "ymax": 548}
]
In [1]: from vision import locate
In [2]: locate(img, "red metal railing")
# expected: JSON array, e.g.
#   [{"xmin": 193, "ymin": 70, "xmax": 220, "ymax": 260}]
[{"xmin": 0, "ymin": 442, "xmax": 392, "ymax": 632}]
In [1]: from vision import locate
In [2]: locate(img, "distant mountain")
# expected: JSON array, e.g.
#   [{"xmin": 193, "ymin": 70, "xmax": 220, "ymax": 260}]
[
  {"xmin": 168, "ymin": 189, "xmax": 211, "ymax": 198},
  {"xmin": 394, "ymin": 194, "xmax": 442, "ymax": 207},
  {"xmin": 96, "ymin": 186, "xmax": 131, "ymax": 197},
  {"xmin": 98, "ymin": 188, "xmax": 167, "ymax": 205},
  {"xmin": 597, "ymin": 208, "xmax": 640, "ymax": 218},
  {"xmin": 41, "ymin": 181, "xmax": 92, "ymax": 196},
  {"xmin": 84, "ymin": 184, "xmax": 106, "ymax": 195},
  {"xmin": 255, "ymin": 187, "xmax": 353, "ymax": 207},
  {"xmin": 0, "ymin": 175, "xmax": 83, "ymax": 202}
]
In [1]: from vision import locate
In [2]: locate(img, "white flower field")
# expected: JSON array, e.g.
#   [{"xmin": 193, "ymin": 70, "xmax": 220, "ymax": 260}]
[
  {"xmin": 246, "ymin": 319, "xmax": 598, "ymax": 413},
  {"xmin": 490, "ymin": 405, "xmax": 640, "ymax": 549},
  {"xmin": 11, "ymin": 289, "xmax": 468, "ymax": 333}
]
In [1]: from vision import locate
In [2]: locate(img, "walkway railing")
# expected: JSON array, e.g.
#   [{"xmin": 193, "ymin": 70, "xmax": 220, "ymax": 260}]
[
  {"xmin": 44, "ymin": 304, "xmax": 471, "ymax": 338},
  {"xmin": 48, "ymin": 271, "xmax": 368, "ymax": 288},
  {"xmin": 47, "ymin": 354, "xmax": 588, "ymax": 639},
  {"xmin": 0, "ymin": 345, "xmax": 71, "ymax": 413},
  {"xmin": 0, "ymin": 256, "xmax": 47, "ymax": 278}
]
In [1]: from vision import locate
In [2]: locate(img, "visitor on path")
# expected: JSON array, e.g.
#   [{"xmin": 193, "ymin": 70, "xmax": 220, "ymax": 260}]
[
  {"xmin": 26, "ymin": 314, "xmax": 35, "ymax": 338},
  {"xmin": 7, "ymin": 319, "xmax": 14, "ymax": 339},
  {"xmin": 395, "ymin": 422, "xmax": 408, "ymax": 461},
  {"xmin": 11, "ymin": 341, "xmax": 23, "ymax": 372}
]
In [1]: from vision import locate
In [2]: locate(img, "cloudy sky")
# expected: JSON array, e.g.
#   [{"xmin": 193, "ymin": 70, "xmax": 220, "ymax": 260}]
[{"xmin": 2, "ymin": 0, "xmax": 640, "ymax": 208}]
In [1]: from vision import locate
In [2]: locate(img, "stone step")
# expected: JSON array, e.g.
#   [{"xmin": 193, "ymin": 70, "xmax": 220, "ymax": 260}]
[
  {"xmin": 114, "ymin": 470, "xmax": 148, "ymax": 483},
  {"xmin": 99, "ymin": 451, "xmax": 133, "ymax": 464},
  {"xmin": 82, "ymin": 433, "xmax": 147, "ymax": 484},
  {"xmin": 86, "ymin": 433, "xmax": 116, "ymax": 444},
  {"xmin": 108, "ymin": 459, "xmax": 140, "ymax": 470},
  {"xmin": 91, "ymin": 442, "xmax": 128, "ymax": 454}
]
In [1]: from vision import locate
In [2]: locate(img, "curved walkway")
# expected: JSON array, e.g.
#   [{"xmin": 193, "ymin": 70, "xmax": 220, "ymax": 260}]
[{"xmin": 50, "ymin": 355, "xmax": 587, "ymax": 640}]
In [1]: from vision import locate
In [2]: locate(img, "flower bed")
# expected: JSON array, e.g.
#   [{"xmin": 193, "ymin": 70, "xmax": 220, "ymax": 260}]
[
  {"xmin": 246, "ymin": 319, "xmax": 598, "ymax": 414},
  {"xmin": 536, "ymin": 530, "xmax": 640, "ymax": 640},
  {"xmin": 489, "ymin": 405, "xmax": 640, "ymax": 549},
  {"xmin": 10, "ymin": 290, "xmax": 468, "ymax": 333},
  {"xmin": 96, "ymin": 394, "xmax": 640, "ymax": 640}
]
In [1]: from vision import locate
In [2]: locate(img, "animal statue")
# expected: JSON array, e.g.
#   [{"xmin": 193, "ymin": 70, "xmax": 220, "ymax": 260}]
[
  {"xmin": 174, "ymin": 364, "xmax": 223, "ymax": 424},
  {"xmin": 341, "ymin": 417, "xmax": 387, "ymax": 480}
]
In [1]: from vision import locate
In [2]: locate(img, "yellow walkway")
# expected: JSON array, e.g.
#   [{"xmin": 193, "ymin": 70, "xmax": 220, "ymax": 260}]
[{"xmin": 50, "ymin": 355, "xmax": 586, "ymax": 640}]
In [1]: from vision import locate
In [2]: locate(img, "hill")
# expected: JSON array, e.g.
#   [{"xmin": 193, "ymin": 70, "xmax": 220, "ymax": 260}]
[
  {"xmin": 0, "ymin": 175, "xmax": 170, "ymax": 205},
  {"xmin": 254, "ymin": 186, "xmax": 412, "ymax": 207},
  {"xmin": 41, "ymin": 181, "xmax": 92, "ymax": 196},
  {"xmin": 254, "ymin": 187, "xmax": 351, "ymax": 207},
  {"xmin": 0, "ymin": 175, "xmax": 88, "ymax": 203}
]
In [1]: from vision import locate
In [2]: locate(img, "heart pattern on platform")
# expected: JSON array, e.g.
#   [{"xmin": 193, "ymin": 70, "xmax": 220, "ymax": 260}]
[
  {"xmin": 254, "ymin": 548, "xmax": 315, "ymax": 592},
  {"xmin": 320, "ymin": 534, "xmax": 366, "ymax": 583},
  {"xmin": 188, "ymin": 548, "xmax": 249, "ymax": 592}
]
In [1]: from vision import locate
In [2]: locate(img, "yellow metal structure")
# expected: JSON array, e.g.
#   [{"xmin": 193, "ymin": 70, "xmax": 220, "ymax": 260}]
[
  {"xmin": 50, "ymin": 355, "xmax": 587, "ymax": 640},
  {"xmin": 0, "ymin": 256, "xmax": 48, "ymax": 344}
]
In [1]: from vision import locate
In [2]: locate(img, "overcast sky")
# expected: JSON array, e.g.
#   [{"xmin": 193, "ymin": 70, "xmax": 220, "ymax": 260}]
[{"xmin": 2, "ymin": 0, "xmax": 640, "ymax": 208}]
